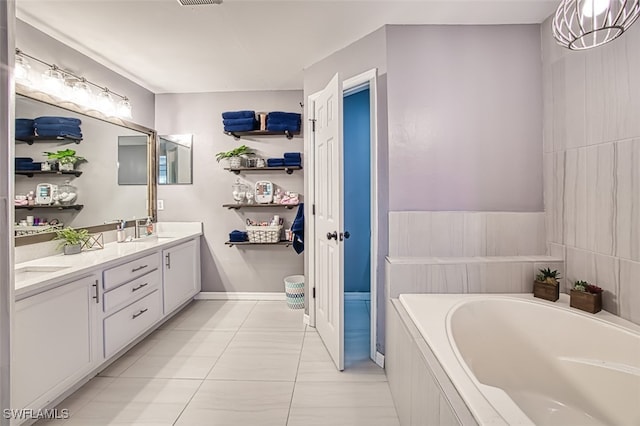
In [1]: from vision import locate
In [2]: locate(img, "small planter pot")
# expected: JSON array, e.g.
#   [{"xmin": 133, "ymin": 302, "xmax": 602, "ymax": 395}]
[
  {"xmin": 570, "ymin": 290, "xmax": 602, "ymax": 314},
  {"xmin": 533, "ymin": 280, "xmax": 559, "ymax": 302},
  {"xmin": 228, "ymin": 156, "xmax": 242, "ymax": 169},
  {"xmin": 63, "ymin": 243, "xmax": 82, "ymax": 255}
]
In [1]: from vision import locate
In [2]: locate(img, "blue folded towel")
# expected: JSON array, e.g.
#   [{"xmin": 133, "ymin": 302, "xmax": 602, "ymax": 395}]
[
  {"xmin": 35, "ymin": 124, "xmax": 82, "ymax": 134},
  {"xmin": 35, "ymin": 130, "xmax": 83, "ymax": 139},
  {"xmin": 224, "ymin": 124, "xmax": 257, "ymax": 132},
  {"xmin": 223, "ymin": 118, "xmax": 256, "ymax": 126},
  {"xmin": 229, "ymin": 230, "xmax": 248, "ymax": 242},
  {"xmin": 267, "ymin": 158, "xmax": 285, "ymax": 167},
  {"xmin": 34, "ymin": 116, "xmax": 81, "ymax": 126},
  {"xmin": 283, "ymin": 159, "xmax": 301, "ymax": 167},
  {"xmin": 267, "ymin": 123, "xmax": 301, "ymax": 132},
  {"xmin": 291, "ymin": 203, "xmax": 304, "ymax": 254},
  {"xmin": 16, "ymin": 118, "xmax": 34, "ymax": 126},
  {"xmin": 268, "ymin": 112, "xmax": 301, "ymax": 122},
  {"xmin": 222, "ymin": 111, "xmax": 255, "ymax": 120},
  {"xmin": 16, "ymin": 162, "xmax": 41, "ymax": 171},
  {"xmin": 15, "ymin": 130, "xmax": 34, "ymax": 139},
  {"xmin": 283, "ymin": 152, "xmax": 301, "ymax": 160}
]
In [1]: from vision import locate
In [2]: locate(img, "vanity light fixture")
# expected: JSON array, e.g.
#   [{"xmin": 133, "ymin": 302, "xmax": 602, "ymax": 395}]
[
  {"xmin": 14, "ymin": 48, "xmax": 134, "ymax": 119},
  {"xmin": 553, "ymin": 0, "xmax": 640, "ymax": 50}
]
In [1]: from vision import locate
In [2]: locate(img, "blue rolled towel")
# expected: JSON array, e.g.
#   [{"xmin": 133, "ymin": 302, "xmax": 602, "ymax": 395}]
[
  {"xmin": 283, "ymin": 159, "xmax": 301, "ymax": 167},
  {"xmin": 267, "ymin": 123, "xmax": 301, "ymax": 132},
  {"xmin": 34, "ymin": 116, "xmax": 81, "ymax": 126},
  {"xmin": 16, "ymin": 118, "xmax": 34, "ymax": 126},
  {"xmin": 229, "ymin": 230, "xmax": 248, "ymax": 242},
  {"xmin": 268, "ymin": 112, "xmax": 301, "ymax": 121},
  {"xmin": 267, "ymin": 158, "xmax": 285, "ymax": 167},
  {"xmin": 15, "ymin": 130, "xmax": 34, "ymax": 139},
  {"xmin": 283, "ymin": 152, "xmax": 301, "ymax": 160},
  {"xmin": 222, "ymin": 111, "xmax": 255, "ymax": 120},
  {"xmin": 223, "ymin": 118, "xmax": 256, "ymax": 126},
  {"xmin": 224, "ymin": 123, "xmax": 257, "ymax": 132}
]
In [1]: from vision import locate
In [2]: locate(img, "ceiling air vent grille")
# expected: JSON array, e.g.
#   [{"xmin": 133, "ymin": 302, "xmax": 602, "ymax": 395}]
[{"xmin": 176, "ymin": 0, "xmax": 222, "ymax": 5}]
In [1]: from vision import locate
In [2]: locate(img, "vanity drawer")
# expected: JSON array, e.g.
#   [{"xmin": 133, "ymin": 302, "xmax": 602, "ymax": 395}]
[
  {"xmin": 103, "ymin": 289, "xmax": 162, "ymax": 358},
  {"xmin": 103, "ymin": 252, "xmax": 160, "ymax": 291},
  {"xmin": 103, "ymin": 269, "xmax": 160, "ymax": 314}
]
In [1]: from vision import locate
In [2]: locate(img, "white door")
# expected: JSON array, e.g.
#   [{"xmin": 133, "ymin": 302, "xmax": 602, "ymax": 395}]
[{"xmin": 313, "ymin": 73, "xmax": 344, "ymax": 371}]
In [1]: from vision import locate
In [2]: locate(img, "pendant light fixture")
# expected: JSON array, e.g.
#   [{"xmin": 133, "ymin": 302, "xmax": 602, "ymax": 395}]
[{"xmin": 553, "ymin": 0, "xmax": 640, "ymax": 50}]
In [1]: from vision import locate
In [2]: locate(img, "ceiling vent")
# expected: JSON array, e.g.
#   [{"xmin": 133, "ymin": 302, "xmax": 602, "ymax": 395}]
[{"xmin": 176, "ymin": 0, "xmax": 222, "ymax": 5}]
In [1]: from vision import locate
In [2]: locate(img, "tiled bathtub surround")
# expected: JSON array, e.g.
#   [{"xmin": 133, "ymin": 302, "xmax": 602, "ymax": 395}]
[
  {"xmin": 386, "ymin": 256, "xmax": 564, "ymax": 299},
  {"xmin": 541, "ymin": 17, "xmax": 640, "ymax": 325},
  {"xmin": 389, "ymin": 211, "xmax": 546, "ymax": 257}
]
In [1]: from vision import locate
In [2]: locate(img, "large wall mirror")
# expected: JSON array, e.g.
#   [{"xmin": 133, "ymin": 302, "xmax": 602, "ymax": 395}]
[
  {"xmin": 158, "ymin": 134, "xmax": 193, "ymax": 185},
  {"xmin": 14, "ymin": 86, "xmax": 156, "ymax": 244}
]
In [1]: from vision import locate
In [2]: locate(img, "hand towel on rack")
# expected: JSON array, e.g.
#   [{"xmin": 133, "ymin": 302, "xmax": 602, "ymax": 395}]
[
  {"xmin": 224, "ymin": 122, "xmax": 258, "ymax": 132},
  {"xmin": 283, "ymin": 159, "xmax": 301, "ymax": 167},
  {"xmin": 34, "ymin": 129, "xmax": 83, "ymax": 139},
  {"xmin": 34, "ymin": 124, "xmax": 82, "ymax": 134},
  {"xmin": 267, "ymin": 112, "xmax": 301, "ymax": 122},
  {"xmin": 222, "ymin": 111, "xmax": 256, "ymax": 120},
  {"xmin": 223, "ymin": 118, "xmax": 257, "ymax": 127},
  {"xmin": 283, "ymin": 152, "xmax": 301, "ymax": 160},
  {"xmin": 34, "ymin": 116, "xmax": 82, "ymax": 126},
  {"xmin": 266, "ymin": 122, "xmax": 301, "ymax": 132},
  {"xmin": 291, "ymin": 203, "xmax": 304, "ymax": 254}
]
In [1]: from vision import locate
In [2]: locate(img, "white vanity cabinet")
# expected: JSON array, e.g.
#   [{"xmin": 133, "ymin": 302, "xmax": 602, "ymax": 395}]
[
  {"xmin": 13, "ymin": 274, "xmax": 100, "ymax": 412},
  {"xmin": 162, "ymin": 239, "xmax": 201, "ymax": 314}
]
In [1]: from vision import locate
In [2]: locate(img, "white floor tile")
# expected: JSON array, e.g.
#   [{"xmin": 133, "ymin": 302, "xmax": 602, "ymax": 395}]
[
  {"xmin": 240, "ymin": 301, "xmax": 306, "ymax": 332},
  {"xmin": 172, "ymin": 300, "xmax": 256, "ymax": 331},
  {"xmin": 291, "ymin": 381, "xmax": 396, "ymax": 408},
  {"xmin": 287, "ymin": 406, "xmax": 400, "ymax": 426},
  {"xmin": 296, "ymin": 359, "xmax": 386, "ymax": 382},
  {"xmin": 119, "ymin": 354, "xmax": 218, "ymax": 379}
]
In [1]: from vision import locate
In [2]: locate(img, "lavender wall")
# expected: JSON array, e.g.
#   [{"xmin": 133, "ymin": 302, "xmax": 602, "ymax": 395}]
[
  {"xmin": 541, "ymin": 18, "xmax": 640, "ymax": 324},
  {"xmin": 386, "ymin": 24, "xmax": 544, "ymax": 212},
  {"xmin": 155, "ymin": 91, "xmax": 305, "ymax": 293}
]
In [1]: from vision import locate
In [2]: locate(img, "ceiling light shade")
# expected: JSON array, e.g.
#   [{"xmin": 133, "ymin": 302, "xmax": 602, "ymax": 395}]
[
  {"xmin": 116, "ymin": 97, "xmax": 133, "ymax": 119},
  {"xmin": 42, "ymin": 65, "xmax": 65, "ymax": 97},
  {"xmin": 14, "ymin": 53, "xmax": 32, "ymax": 85},
  {"xmin": 553, "ymin": 0, "xmax": 640, "ymax": 50},
  {"xmin": 96, "ymin": 89, "xmax": 115, "ymax": 116},
  {"xmin": 176, "ymin": 0, "xmax": 222, "ymax": 5},
  {"xmin": 72, "ymin": 78, "xmax": 93, "ymax": 107}
]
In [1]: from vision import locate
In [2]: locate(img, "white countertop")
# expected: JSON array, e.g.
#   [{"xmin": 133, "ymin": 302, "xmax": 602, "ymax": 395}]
[{"xmin": 15, "ymin": 222, "xmax": 202, "ymax": 299}]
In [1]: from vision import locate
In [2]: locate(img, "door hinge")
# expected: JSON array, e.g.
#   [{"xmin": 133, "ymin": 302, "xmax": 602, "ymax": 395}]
[
  {"xmin": 309, "ymin": 118, "xmax": 316, "ymax": 132},
  {"xmin": 312, "ymin": 287, "xmax": 316, "ymax": 299},
  {"xmin": 312, "ymin": 204, "xmax": 316, "ymax": 215}
]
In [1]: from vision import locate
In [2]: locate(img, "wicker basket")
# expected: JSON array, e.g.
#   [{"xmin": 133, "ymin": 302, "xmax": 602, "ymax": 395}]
[{"xmin": 246, "ymin": 225, "xmax": 282, "ymax": 243}]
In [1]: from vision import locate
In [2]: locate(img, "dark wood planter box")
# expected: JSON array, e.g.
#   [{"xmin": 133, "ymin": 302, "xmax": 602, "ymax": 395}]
[
  {"xmin": 533, "ymin": 280, "xmax": 559, "ymax": 302},
  {"xmin": 570, "ymin": 290, "xmax": 602, "ymax": 314}
]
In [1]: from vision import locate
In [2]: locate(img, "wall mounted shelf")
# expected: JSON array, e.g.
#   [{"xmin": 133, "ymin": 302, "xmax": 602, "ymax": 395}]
[
  {"xmin": 225, "ymin": 240, "xmax": 292, "ymax": 247},
  {"xmin": 16, "ymin": 170, "xmax": 83, "ymax": 178},
  {"xmin": 16, "ymin": 135, "xmax": 82, "ymax": 145},
  {"xmin": 224, "ymin": 166, "xmax": 302, "ymax": 175},
  {"xmin": 224, "ymin": 130, "xmax": 299, "ymax": 140},
  {"xmin": 223, "ymin": 203, "xmax": 299, "ymax": 210},
  {"xmin": 16, "ymin": 204, "xmax": 84, "ymax": 211}
]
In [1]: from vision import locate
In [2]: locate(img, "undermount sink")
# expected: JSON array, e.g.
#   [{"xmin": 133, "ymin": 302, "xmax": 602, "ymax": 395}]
[{"xmin": 15, "ymin": 266, "xmax": 71, "ymax": 281}]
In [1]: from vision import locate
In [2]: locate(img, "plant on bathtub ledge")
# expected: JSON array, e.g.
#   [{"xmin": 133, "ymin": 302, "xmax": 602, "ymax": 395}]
[
  {"xmin": 533, "ymin": 268, "xmax": 561, "ymax": 302},
  {"xmin": 570, "ymin": 281, "xmax": 603, "ymax": 314}
]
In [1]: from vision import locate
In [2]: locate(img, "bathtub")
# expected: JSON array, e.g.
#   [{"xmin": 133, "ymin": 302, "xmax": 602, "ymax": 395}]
[{"xmin": 398, "ymin": 293, "xmax": 640, "ymax": 426}]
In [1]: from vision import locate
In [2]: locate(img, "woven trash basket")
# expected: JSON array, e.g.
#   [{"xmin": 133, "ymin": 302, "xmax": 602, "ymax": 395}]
[{"xmin": 284, "ymin": 275, "xmax": 304, "ymax": 309}]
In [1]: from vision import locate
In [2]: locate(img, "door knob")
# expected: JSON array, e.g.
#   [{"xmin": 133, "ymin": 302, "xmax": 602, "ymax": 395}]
[
  {"xmin": 326, "ymin": 231, "xmax": 338, "ymax": 240},
  {"xmin": 343, "ymin": 231, "xmax": 350, "ymax": 239}
]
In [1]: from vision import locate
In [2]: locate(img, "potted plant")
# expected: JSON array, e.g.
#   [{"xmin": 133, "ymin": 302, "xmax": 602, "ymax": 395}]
[
  {"xmin": 43, "ymin": 149, "xmax": 87, "ymax": 171},
  {"xmin": 533, "ymin": 268, "xmax": 561, "ymax": 302},
  {"xmin": 570, "ymin": 281, "xmax": 603, "ymax": 313},
  {"xmin": 215, "ymin": 145, "xmax": 254, "ymax": 169},
  {"xmin": 54, "ymin": 226, "xmax": 90, "ymax": 255}
]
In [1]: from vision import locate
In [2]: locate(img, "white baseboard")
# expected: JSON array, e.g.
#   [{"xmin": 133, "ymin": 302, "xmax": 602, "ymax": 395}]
[
  {"xmin": 345, "ymin": 292, "xmax": 371, "ymax": 301},
  {"xmin": 196, "ymin": 292, "xmax": 286, "ymax": 301},
  {"xmin": 375, "ymin": 351, "xmax": 385, "ymax": 368}
]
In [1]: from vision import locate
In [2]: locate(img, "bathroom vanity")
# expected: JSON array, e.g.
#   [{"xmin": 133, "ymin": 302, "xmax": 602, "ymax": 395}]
[{"xmin": 12, "ymin": 222, "xmax": 202, "ymax": 421}]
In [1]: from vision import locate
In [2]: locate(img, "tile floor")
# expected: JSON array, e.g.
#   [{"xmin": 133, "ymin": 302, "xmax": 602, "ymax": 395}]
[{"xmin": 38, "ymin": 299, "xmax": 399, "ymax": 426}]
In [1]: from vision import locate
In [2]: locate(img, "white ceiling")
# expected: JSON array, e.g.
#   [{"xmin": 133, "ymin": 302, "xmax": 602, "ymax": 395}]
[{"xmin": 16, "ymin": 0, "xmax": 559, "ymax": 94}]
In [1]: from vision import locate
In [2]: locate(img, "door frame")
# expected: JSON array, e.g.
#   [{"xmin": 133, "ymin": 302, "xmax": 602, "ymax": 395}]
[{"xmin": 306, "ymin": 68, "xmax": 379, "ymax": 363}]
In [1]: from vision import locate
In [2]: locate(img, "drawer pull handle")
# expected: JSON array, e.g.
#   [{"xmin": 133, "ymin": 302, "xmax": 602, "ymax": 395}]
[
  {"xmin": 132, "ymin": 308, "xmax": 148, "ymax": 319},
  {"xmin": 165, "ymin": 253, "xmax": 171, "ymax": 270},
  {"xmin": 92, "ymin": 280, "xmax": 100, "ymax": 304},
  {"xmin": 132, "ymin": 283, "xmax": 149, "ymax": 292},
  {"xmin": 132, "ymin": 264, "xmax": 148, "ymax": 273}
]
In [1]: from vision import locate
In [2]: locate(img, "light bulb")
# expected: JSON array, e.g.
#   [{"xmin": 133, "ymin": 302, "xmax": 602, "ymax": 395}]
[
  {"xmin": 96, "ymin": 89, "xmax": 115, "ymax": 116},
  {"xmin": 582, "ymin": 0, "xmax": 611, "ymax": 17},
  {"xmin": 42, "ymin": 66, "xmax": 64, "ymax": 97},
  {"xmin": 14, "ymin": 54, "xmax": 31, "ymax": 85},
  {"xmin": 72, "ymin": 79, "xmax": 93, "ymax": 107},
  {"xmin": 116, "ymin": 97, "xmax": 132, "ymax": 119}
]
